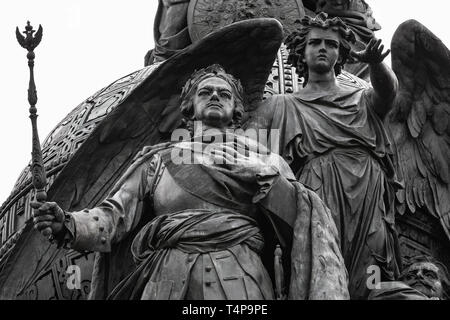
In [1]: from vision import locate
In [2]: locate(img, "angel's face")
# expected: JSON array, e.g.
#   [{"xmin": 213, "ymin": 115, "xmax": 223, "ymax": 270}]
[
  {"xmin": 304, "ymin": 28, "xmax": 342, "ymax": 75},
  {"xmin": 193, "ymin": 76, "xmax": 235, "ymax": 129}
]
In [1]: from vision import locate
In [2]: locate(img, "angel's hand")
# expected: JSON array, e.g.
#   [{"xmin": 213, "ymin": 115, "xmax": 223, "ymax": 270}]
[{"xmin": 351, "ymin": 38, "xmax": 391, "ymax": 64}]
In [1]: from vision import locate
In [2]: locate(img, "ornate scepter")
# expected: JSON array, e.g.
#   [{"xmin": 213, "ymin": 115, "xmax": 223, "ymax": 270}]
[{"xmin": 16, "ymin": 21, "xmax": 47, "ymax": 202}]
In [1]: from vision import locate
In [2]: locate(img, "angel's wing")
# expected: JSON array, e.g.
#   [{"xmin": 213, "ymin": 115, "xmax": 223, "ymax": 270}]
[{"xmin": 387, "ymin": 19, "xmax": 450, "ymax": 240}]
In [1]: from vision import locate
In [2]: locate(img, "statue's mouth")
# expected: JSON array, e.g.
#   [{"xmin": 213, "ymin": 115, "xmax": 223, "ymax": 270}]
[
  {"xmin": 207, "ymin": 103, "xmax": 223, "ymax": 109},
  {"xmin": 409, "ymin": 280, "xmax": 435, "ymax": 292}
]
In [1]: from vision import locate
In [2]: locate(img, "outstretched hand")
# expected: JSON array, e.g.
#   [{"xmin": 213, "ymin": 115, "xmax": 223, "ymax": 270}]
[
  {"xmin": 351, "ymin": 38, "xmax": 390, "ymax": 64},
  {"xmin": 31, "ymin": 201, "xmax": 65, "ymax": 238}
]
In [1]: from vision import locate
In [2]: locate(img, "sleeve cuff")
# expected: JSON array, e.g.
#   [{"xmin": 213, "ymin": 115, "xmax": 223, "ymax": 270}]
[{"xmin": 53, "ymin": 211, "xmax": 76, "ymax": 249}]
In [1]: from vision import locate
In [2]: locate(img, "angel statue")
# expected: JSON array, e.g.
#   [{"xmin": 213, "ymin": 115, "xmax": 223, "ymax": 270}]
[
  {"xmin": 245, "ymin": 12, "xmax": 403, "ymax": 299},
  {"xmin": 311, "ymin": 0, "xmax": 382, "ymax": 79},
  {"xmin": 30, "ymin": 59, "xmax": 349, "ymax": 299}
]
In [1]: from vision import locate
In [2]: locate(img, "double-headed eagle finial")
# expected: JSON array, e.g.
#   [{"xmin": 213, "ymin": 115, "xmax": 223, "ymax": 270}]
[{"xmin": 16, "ymin": 21, "xmax": 43, "ymax": 52}]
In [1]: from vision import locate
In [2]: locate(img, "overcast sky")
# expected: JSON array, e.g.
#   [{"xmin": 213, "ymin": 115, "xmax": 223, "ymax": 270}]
[{"xmin": 1, "ymin": 1, "xmax": 449, "ymax": 204}]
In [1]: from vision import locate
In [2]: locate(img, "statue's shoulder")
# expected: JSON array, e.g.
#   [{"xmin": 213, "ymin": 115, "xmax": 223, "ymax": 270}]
[{"xmin": 260, "ymin": 94, "xmax": 298, "ymax": 108}]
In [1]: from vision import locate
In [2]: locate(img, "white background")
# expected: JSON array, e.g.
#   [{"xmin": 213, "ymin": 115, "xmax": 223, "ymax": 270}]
[{"xmin": 1, "ymin": 1, "xmax": 449, "ymax": 203}]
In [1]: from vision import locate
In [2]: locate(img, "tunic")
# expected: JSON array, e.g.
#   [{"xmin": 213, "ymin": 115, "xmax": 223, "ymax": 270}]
[
  {"xmin": 63, "ymin": 135, "xmax": 350, "ymax": 300},
  {"xmin": 254, "ymin": 85, "xmax": 402, "ymax": 299}
]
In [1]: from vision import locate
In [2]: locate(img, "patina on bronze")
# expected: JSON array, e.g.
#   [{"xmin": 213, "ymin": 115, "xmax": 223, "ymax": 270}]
[
  {"xmin": 3, "ymin": 1, "xmax": 450, "ymax": 301},
  {"xmin": 369, "ymin": 255, "xmax": 450, "ymax": 300},
  {"xmin": 15, "ymin": 22, "xmax": 48, "ymax": 204},
  {"xmin": 247, "ymin": 13, "xmax": 402, "ymax": 299},
  {"xmin": 188, "ymin": 0, "xmax": 306, "ymax": 42},
  {"xmin": 31, "ymin": 64, "xmax": 349, "ymax": 300},
  {"xmin": 148, "ymin": 0, "xmax": 306, "ymax": 64}
]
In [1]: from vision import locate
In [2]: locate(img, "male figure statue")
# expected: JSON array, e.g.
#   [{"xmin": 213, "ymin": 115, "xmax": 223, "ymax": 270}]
[
  {"xmin": 369, "ymin": 255, "xmax": 449, "ymax": 300},
  {"xmin": 32, "ymin": 65, "xmax": 348, "ymax": 300},
  {"xmin": 248, "ymin": 13, "xmax": 402, "ymax": 299}
]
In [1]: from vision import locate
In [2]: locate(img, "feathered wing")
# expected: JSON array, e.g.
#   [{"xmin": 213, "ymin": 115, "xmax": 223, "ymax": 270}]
[
  {"xmin": 48, "ymin": 18, "xmax": 283, "ymax": 211},
  {"xmin": 15, "ymin": 27, "xmax": 26, "ymax": 49},
  {"xmin": 387, "ymin": 19, "xmax": 450, "ymax": 240}
]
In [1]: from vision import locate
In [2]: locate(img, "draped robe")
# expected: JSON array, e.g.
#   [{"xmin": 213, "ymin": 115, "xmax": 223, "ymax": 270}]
[
  {"xmin": 153, "ymin": 0, "xmax": 191, "ymax": 62},
  {"xmin": 62, "ymin": 135, "xmax": 349, "ymax": 300},
  {"xmin": 250, "ymin": 85, "xmax": 402, "ymax": 299}
]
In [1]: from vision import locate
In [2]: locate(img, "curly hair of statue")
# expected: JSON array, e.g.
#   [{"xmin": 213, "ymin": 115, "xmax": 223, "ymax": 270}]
[
  {"xmin": 316, "ymin": 0, "xmax": 370, "ymax": 13},
  {"xmin": 179, "ymin": 64, "xmax": 245, "ymax": 134},
  {"xmin": 285, "ymin": 12, "xmax": 356, "ymax": 86}
]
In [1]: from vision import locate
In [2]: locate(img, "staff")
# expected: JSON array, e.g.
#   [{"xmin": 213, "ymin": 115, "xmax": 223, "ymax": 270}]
[{"xmin": 16, "ymin": 22, "xmax": 47, "ymax": 204}]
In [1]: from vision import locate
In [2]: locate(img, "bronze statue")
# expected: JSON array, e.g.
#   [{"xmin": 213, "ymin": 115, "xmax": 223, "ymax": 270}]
[
  {"xmin": 369, "ymin": 255, "xmax": 450, "ymax": 300},
  {"xmin": 3, "ymin": 1, "xmax": 450, "ymax": 301},
  {"xmin": 400, "ymin": 256, "xmax": 449, "ymax": 300},
  {"xmin": 146, "ymin": 0, "xmax": 307, "ymax": 65},
  {"xmin": 386, "ymin": 19, "xmax": 450, "ymax": 264},
  {"xmin": 150, "ymin": 0, "xmax": 192, "ymax": 63},
  {"xmin": 31, "ymin": 64, "xmax": 349, "ymax": 300},
  {"xmin": 314, "ymin": 0, "xmax": 380, "ymax": 39},
  {"xmin": 313, "ymin": 0, "xmax": 381, "ymax": 78},
  {"xmin": 246, "ymin": 13, "xmax": 402, "ymax": 299}
]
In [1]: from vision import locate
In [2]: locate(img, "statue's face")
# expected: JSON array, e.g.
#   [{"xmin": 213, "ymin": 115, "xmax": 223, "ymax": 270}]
[
  {"xmin": 402, "ymin": 262, "xmax": 444, "ymax": 299},
  {"xmin": 304, "ymin": 27, "xmax": 341, "ymax": 74},
  {"xmin": 193, "ymin": 76, "xmax": 235, "ymax": 129}
]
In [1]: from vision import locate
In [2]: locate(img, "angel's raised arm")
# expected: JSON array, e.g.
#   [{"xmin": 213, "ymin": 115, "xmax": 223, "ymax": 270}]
[{"xmin": 352, "ymin": 38, "xmax": 398, "ymax": 119}]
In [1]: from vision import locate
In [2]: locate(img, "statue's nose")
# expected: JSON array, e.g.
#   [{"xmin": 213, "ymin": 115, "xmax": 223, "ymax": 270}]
[{"xmin": 210, "ymin": 92, "xmax": 219, "ymax": 101}]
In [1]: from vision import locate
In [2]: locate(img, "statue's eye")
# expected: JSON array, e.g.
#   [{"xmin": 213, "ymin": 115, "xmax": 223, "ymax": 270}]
[
  {"xmin": 326, "ymin": 41, "xmax": 339, "ymax": 48},
  {"xmin": 198, "ymin": 89, "xmax": 210, "ymax": 96},
  {"xmin": 424, "ymin": 270, "xmax": 438, "ymax": 279},
  {"xmin": 220, "ymin": 91, "xmax": 231, "ymax": 99}
]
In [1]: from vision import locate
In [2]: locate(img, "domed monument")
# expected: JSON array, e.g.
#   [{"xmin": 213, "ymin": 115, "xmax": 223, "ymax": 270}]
[{"xmin": 1, "ymin": 0, "xmax": 449, "ymax": 300}]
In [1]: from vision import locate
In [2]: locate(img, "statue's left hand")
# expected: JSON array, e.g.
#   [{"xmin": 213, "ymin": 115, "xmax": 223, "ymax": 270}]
[{"xmin": 351, "ymin": 38, "xmax": 390, "ymax": 64}]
